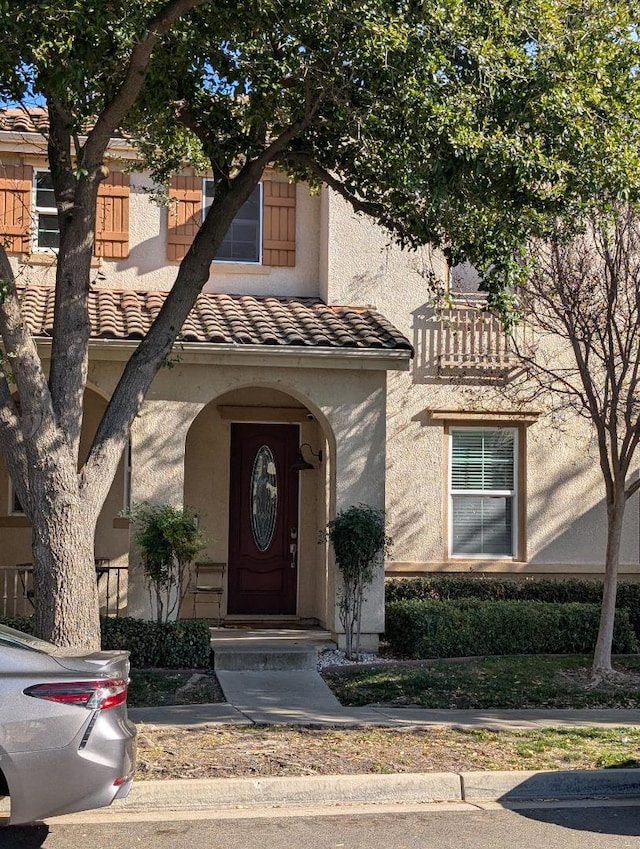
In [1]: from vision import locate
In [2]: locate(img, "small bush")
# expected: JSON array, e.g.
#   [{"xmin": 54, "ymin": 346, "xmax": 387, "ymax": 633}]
[
  {"xmin": 0, "ymin": 615, "xmax": 34, "ymax": 634},
  {"xmin": 385, "ymin": 599, "xmax": 638, "ymax": 658}
]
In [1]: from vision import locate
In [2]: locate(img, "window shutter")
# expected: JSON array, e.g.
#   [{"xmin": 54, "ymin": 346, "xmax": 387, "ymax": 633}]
[
  {"xmin": 167, "ymin": 175, "xmax": 202, "ymax": 262},
  {"xmin": 262, "ymin": 180, "xmax": 296, "ymax": 267},
  {"xmin": 95, "ymin": 171, "xmax": 130, "ymax": 258},
  {"xmin": 0, "ymin": 164, "xmax": 33, "ymax": 253}
]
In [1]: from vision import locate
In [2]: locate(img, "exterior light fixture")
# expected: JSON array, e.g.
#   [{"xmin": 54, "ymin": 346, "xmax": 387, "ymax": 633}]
[{"xmin": 291, "ymin": 443, "xmax": 324, "ymax": 472}]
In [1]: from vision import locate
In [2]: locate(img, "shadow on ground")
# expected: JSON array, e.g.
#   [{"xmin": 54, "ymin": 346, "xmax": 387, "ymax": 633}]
[
  {"xmin": 2, "ymin": 824, "xmax": 49, "ymax": 846},
  {"xmin": 513, "ymin": 805, "xmax": 640, "ymax": 837}
]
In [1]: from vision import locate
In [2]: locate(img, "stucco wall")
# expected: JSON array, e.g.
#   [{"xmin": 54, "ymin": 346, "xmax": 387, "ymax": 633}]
[
  {"xmin": 101, "ymin": 353, "xmax": 388, "ymax": 639},
  {"xmin": 8, "ymin": 163, "xmax": 322, "ymax": 299},
  {"xmin": 320, "ymin": 189, "xmax": 640, "ymax": 579}
]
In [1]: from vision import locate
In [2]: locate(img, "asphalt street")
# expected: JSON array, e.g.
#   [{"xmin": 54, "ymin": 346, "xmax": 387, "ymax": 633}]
[{"xmin": 3, "ymin": 802, "xmax": 640, "ymax": 849}]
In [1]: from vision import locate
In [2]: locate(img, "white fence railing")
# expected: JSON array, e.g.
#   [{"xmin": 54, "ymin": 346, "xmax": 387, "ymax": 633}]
[
  {"xmin": 437, "ymin": 306, "xmax": 520, "ymax": 372},
  {"xmin": 1, "ymin": 566, "xmax": 32, "ymax": 618}
]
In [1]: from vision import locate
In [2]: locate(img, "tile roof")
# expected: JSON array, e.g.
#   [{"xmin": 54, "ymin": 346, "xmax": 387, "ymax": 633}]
[
  {"xmin": 19, "ymin": 288, "xmax": 413, "ymax": 353},
  {"xmin": 0, "ymin": 108, "xmax": 51, "ymax": 134}
]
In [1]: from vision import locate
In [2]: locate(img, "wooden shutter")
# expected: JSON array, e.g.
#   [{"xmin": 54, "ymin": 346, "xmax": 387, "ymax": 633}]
[
  {"xmin": 262, "ymin": 180, "xmax": 296, "ymax": 267},
  {"xmin": 0, "ymin": 164, "xmax": 32, "ymax": 254},
  {"xmin": 167, "ymin": 175, "xmax": 202, "ymax": 261},
  {"xmin": 95, "ymin": 171, "xmax": 130, "ymax": 258}
]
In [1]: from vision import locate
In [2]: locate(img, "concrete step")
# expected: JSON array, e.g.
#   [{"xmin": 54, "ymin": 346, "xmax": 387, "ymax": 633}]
[{"xmin": 213, "ymin": 644, "xmax": 319, "ymax": 671}]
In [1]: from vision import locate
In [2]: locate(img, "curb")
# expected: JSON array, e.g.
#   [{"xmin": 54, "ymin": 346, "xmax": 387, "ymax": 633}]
[{"xmin": 113, "ymin": 769, "xmax": 640, "ymax": 813}]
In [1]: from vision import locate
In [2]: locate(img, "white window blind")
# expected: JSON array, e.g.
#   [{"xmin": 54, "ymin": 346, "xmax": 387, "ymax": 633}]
[{"xmin": 450, "ymin": 428, "xmax": 517, "ymax": 557}]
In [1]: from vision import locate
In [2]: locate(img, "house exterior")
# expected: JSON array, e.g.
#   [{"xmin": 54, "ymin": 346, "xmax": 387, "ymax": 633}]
[{"xmin": 0, "ymin": 110, "xmax": 638, "ymax": 647}]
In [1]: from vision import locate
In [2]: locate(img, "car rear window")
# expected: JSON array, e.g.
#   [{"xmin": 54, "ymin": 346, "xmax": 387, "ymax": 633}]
[{"xmin": 0, "ymin": 624, "xmax": 57, "ymax": 655}]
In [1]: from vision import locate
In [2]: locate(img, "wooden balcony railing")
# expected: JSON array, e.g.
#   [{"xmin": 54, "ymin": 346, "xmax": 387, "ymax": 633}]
[{"xmin": 436, "ymin": 304, "xmax": 519, "ymax": 373}]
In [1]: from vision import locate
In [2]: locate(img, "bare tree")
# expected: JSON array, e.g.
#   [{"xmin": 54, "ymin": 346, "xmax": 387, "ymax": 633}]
[{"xmin": 513, "ymin": 206, "xmax": 640, "ymax": 680}]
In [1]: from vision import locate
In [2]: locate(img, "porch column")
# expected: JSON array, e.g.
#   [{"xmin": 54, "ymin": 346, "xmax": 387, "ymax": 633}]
[
  {"xmin": 326, "ymin": 376, "xmax": 387, "ymax": 652},
  {"xmin": 127, "ymin": 400, "xmax": 203, "ymax": 619}
]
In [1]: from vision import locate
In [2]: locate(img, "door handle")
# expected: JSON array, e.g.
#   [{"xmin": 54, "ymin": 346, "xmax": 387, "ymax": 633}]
[{"xmin": 289, "ymin": 542, "xmax": 297, "ymax": 568}]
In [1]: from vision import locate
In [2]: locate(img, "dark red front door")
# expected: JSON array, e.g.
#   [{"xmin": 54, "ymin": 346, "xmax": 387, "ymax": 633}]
[{"xmin": 228, "ymin": 423, "xmax": 299, "ymax": 615}]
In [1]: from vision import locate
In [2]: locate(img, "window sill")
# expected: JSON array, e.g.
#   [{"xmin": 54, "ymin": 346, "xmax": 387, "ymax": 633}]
[
  {"xmin": 19, "ymin": 253, "xmax": 103, "ymax": 268},
  {"xmin": 210, "ymin": 263, "xmax": 270, "ymax": 275},
  {"xmin": 113, "ymin": 517, "xmax": 130, "ymax": 529}
]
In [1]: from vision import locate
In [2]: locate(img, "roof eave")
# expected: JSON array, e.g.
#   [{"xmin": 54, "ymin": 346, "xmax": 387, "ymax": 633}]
[
  {"xmin": 0, "ymin": 130, "xmax": 137, "ymax": 158},
  {"xmin": 34, "ymin": 337, "xmax": 412, "ymax": 371}
]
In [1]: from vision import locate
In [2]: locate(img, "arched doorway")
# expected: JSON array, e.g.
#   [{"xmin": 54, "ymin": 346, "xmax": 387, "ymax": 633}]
[{"xmin": 184, "ymin": 386, "xmax": 331, "ymax": 625}]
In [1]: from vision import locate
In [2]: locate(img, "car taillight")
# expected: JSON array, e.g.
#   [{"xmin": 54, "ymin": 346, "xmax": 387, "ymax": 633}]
[{"xmin": 24, "ymin": 679, "xmax": 128, "ymax": 710}]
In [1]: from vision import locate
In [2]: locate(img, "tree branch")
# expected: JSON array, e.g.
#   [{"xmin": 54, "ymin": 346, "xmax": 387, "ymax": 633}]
[
  {"xmin": 84, "ymin": 0, "xmax": 211, "ymax": 162},
  {"xmin": 276, "ymin": 151, "xmax": 385, "ymax": 222}
]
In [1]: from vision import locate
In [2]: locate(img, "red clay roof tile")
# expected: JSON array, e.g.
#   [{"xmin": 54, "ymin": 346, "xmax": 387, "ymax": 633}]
[{"xmin": 19, "ymin": 287, "xmax": 413, "ymax": 354}]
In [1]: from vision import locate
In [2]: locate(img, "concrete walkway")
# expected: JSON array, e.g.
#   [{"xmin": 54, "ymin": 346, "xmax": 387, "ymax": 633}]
[{"xmin": 120, "ymin": 630, "xmax": 640, "ymax": 816}]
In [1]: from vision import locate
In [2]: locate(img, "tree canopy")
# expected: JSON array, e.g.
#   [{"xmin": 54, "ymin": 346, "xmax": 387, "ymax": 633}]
[
  {"xmin": 0, "ymin": 0, "xmax": 639, "ymax": 647},
  {"xmin": 2, "ymin": 1, "xmax": 639, "ymax": 304}
]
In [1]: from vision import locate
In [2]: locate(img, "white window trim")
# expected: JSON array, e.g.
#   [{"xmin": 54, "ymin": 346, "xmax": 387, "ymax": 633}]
[
  {"xmin": 448, "ymin": 425, "xmax": 519, "ymax": 560},
  {"xmin": 32, "ymin": 168, "xmax": 59, "ymax": 253},
  {"xmin": 202, "ymin": 179, "xmax": 263, "ymax": 265},
  {"xmin": 122, "ymin": 438, "xmax": 132, "ymax": 513}
]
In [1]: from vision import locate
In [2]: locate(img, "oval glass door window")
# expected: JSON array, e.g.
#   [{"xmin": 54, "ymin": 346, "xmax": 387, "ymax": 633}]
[{"xmin": 250, "ymin": 445, "xmax": 278, "ymax": 551}]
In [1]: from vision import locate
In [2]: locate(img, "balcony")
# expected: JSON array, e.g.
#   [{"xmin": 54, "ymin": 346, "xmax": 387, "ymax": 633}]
[{"xmin": 435, "ymin": 301, "xmax": 519, "ymax": 375}]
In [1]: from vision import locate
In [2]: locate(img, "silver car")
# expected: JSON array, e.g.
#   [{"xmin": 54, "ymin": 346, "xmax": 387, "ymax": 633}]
[{"xmin": 0, "ymin": 623, "xmax": 137, "ymax": 825}]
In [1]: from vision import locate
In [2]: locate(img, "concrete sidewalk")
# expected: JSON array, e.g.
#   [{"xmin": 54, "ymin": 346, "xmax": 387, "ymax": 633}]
[{"xmin": 129, "ymin": 667, "xmax": 640, "ymax": 729}]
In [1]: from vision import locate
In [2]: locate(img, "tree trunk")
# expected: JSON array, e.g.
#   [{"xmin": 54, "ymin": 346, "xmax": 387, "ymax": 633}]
[
  {"xmin": 591, "ymin": 490, "xmax": 626, "ymax": 679},
  {"xmin": 31, "ymin": 491, "xmax": 100, "ymax": 651},
  {"xmin": 22, "ymin": 406, "xmax": 114, "ymax": 651}
]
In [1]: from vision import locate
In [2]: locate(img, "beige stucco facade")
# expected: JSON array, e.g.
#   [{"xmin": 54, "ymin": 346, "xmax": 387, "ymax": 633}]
[
  {"xmin": 1, "ymin": 132, "xmax": 638, "ymax": 648},
  {"xmin": 321, "ymin": 191, "xmax": 640, "ymax": 582}
]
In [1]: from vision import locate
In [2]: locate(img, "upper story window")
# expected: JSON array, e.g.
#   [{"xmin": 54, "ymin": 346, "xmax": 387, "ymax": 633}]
[
  {"xmin": 0, "ymin": 165, "xmax": 129, "ymax": 258},
  {"xmin": 203, "ymin": 181, "xmax": 262, "ymax": 264},
  {"xmin": 449, "ymin": 427, "xmax": 518, "ymax": 558},
  {"xmin": 33, "ymin": 169, "xmax": 59, "ymax": 251},
  {"xmin": 167, "ymin": 175, "xmax": 295, "ymax": 266}
]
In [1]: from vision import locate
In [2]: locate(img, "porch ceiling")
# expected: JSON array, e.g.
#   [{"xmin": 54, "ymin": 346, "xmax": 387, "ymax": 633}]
[{"xmin": 20, "ymin": 287, "xmax": 413, "ymax": 354}]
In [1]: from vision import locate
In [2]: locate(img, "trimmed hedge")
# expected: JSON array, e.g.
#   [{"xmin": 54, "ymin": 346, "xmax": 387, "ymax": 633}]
[
  {"xmin": 385, "ymin": 598, "xmax": 639, "ymax": 658},
  {"xmin": 101, "ymin": 617, "xmax": 212, "ymax": 668},
  {"xmin": 386, "ymin": 577, "xmax": 640, "ymax": 640},
  {"xmin": 0, "ymin": 616, "xmax": 212, "ymax": 669}
]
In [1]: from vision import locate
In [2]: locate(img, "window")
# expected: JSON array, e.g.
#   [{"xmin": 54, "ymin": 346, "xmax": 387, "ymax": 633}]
[
  {"xmin": 33, "ymin": 170, "xmax": 59, "ymax": 250},
  {"xmin": 449, "ymin": 427, "xmax": 517, "ymax": 558},
  {"xmin": 203, "ymin": 180, "xmax": 262, "ymax": 263},
  {"xmin": 8, "ymin": 480, "xmax": 23, "ymax": 515},
  {"xmin": 122, "ymin": 438, "xmax": 132, "ymax": 513}
]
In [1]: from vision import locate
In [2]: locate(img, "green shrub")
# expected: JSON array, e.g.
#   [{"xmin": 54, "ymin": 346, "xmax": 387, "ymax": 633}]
[
  {"xmin": 101, "ymin": 617, "xmax": 212, "ymax": 668},
  {"xmin": 385, "ymin": 577, "xmax": 640, "ymax": 639},
  {"xmin": 0, "ymin": 615, "xmax": 212, "ymax": 668},
  {"xmin": 385, "ymin": 599, "xmax": 638, "ymax": 658},
  {"xmin": 326, "ymin": 504, "xmax": 391, "ymax": 660},
  {"xmin": 0, "ymin": 615, "xmax": 34, "ymax": 634},
  {"xmin": 128, "ymin": 502, "xmax": 207, "ymax": 624}
]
